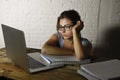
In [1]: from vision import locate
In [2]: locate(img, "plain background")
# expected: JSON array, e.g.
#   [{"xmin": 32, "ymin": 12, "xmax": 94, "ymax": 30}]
[{"xmin": 0, "ymin": 0, "xmax": 120, "ymax": 49}]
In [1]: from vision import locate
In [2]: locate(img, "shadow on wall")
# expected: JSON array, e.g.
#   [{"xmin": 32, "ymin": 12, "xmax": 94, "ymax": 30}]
[{"xmin": 93, "ymin": 25, "xmax": 120, "ymax": 59}]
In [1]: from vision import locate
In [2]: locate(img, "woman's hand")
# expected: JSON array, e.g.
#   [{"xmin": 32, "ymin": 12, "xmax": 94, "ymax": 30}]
[
  {"xmin": 74, "ymin": 21, "xmax": 81, "ymax": 29},
  {"xmin": 72, "ymin": 21, "xmax": 85, "ymax": 60},
  {"xmin": 72, "ymin": 21, "xmax": 83, "ymax": 30},
  {"xmin": 72, "ymin": 21, "xmax": 83, "ymax": 34}
]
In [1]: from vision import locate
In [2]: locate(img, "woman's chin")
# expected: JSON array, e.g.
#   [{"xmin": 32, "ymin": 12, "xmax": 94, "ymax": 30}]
[
  {"xmin": 63, "ymin": 37, "xmax": 71, "ymax": 40},
  {"xmin": 63, "ymin": 37, "xmax": 68, "ymax": 39}
]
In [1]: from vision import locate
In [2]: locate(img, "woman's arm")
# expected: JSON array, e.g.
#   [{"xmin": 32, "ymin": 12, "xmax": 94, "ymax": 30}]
[
  {"xmin": 72, "ymin": 26, "xmax": 84, "ymax": 59},
  {"xmin": 41, "ymin": 34, "xmax": 74, "ymax": 55},
  {"xmin": 72, "ymin": 21, "xmax": 92, "ymax": 60}
]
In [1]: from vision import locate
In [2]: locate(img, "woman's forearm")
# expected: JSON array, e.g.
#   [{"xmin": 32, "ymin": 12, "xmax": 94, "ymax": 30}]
[
  {"xmin": 72, "ymin": 28, "xmax": 85, "ymax": 60},
  {"xmin": 41, "ymin": 44, "xmax": 74, "ymax": 55}
]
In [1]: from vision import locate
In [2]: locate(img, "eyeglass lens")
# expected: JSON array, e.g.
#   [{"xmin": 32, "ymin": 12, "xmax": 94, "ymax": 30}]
[{"xmin": 58, "ymin": 25, "xmax": 73, "ymax": 31}]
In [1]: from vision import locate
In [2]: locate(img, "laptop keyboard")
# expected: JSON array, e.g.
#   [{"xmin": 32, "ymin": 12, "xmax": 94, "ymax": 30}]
[{"xmin": 28, "ymin": 56, "xmax": 45, "ymax": 69}]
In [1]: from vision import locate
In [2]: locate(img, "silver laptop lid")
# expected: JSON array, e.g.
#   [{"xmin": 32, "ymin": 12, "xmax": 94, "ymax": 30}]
[{"xmin": 2, "ymin": 24, "xmax": 30, "ymax": 72}]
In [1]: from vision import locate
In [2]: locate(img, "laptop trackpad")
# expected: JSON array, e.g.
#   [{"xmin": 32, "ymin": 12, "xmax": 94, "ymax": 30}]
[{"xmin": 28, "ymin": 56, "xmax": 45, "ymax": 69}]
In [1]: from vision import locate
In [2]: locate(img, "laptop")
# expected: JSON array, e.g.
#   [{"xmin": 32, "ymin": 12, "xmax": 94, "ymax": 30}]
[{"xmin": 1, "ymin": 24, "xmax": 64, "ymax": 73}]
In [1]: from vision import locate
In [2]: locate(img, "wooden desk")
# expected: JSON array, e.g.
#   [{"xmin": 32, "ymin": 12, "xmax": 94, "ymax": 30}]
[{"xmin": 0, "ymin": 48, "xmax": 87, "ymax": 80}]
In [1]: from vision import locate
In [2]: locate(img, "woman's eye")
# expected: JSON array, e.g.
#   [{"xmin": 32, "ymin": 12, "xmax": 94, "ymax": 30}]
[
  {"xmin": 59, "ymin": 27, "xmax": 63, "ymax": 30},
  {"xmin": 65, "ymin": 26, "xmax": 70, "ymax": 28}
]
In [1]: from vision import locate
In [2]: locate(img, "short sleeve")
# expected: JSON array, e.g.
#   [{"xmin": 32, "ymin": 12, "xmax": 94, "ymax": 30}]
[
  {"xmin": 81, "ymin": 38, "xmax": 92, "ymax": 56},
  {"xmin": 81, "ymin": 38, "xmax": 91, "ymax": 47}
]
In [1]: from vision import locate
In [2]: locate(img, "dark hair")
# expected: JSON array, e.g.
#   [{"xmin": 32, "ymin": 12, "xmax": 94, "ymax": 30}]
[{"xmin": 56, "ymin": 10, "xmax": 84, "ymax": 30}]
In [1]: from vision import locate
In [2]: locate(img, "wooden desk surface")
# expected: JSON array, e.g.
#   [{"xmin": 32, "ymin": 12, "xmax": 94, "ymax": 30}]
[{"xmin": 0, "ymin": 48, "xmax": 87, "ymax": 80}]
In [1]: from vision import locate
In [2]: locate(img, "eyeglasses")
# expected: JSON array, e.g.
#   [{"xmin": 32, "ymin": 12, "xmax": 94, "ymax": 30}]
[{"xmin": 58, "ymin": 25, "xmax": 73, "ymax": 31}]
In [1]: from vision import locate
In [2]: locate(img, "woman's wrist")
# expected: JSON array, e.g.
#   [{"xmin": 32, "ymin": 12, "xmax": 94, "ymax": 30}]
[{"xmin": 72, "ymin": 27, "xmax": 80, "ymax": 35}]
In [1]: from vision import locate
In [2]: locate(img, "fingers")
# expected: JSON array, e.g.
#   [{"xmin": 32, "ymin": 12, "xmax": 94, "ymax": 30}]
[
  {"xmin": 74, "ymin": 21, "xmax": 81, "ymax": 29},
  {"xmin": 76, "ymin": 21, "xmax": 81, "ymax": 27}
]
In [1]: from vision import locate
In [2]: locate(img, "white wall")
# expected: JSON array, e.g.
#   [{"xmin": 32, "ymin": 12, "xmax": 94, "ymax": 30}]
[
  {"xmin": 1, "ymin": 0, "xmax": 119, "ymax": 49},
  {"xmin": 0, "ymin": 0, "xmax": 100, "ymax": 49},
  {"xmin": 98, "ymin": 0, "xmax": 120, "ymax": 45}
]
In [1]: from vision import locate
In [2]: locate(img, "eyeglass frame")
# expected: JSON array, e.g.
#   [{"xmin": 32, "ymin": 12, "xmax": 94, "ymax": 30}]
[{"xmin": 57, "ymin": 24, "xmax": 74, "ymax": 31}]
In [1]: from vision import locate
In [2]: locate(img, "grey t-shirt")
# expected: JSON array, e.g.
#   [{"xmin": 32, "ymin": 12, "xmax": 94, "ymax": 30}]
[{"xmin": 56, "ymin": 32, "xmax": 91, "ymax": 48}]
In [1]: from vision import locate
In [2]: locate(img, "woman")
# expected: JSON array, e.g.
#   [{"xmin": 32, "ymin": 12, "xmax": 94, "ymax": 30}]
[{"xmin": 41, "ymin": 10, "xmax": 92, "ymax": 60}]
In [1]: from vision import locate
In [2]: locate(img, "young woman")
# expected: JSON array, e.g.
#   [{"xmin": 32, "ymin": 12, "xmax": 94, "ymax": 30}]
[{"xmin": 41, "ymin": 10, "xmax": 92, "ymax": 60}]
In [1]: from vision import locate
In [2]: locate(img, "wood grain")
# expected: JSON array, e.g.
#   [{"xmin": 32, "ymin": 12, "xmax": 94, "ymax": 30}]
[{"xmin": 0, "ymin": 48, "xmax": 87, "ymax": 80}]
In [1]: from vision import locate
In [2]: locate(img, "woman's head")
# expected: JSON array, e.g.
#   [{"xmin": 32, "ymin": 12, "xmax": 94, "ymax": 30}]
[
  {"xmin": 56, "ymin": 10, "xmax": 83, "ymax": 39},
  {"xmin": 59, "ymin": 10, "xmax": 81, "ymax": 25}
]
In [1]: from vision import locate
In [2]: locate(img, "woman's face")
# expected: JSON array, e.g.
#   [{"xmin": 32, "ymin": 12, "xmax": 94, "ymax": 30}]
[{"xmin": 58, "ymin": 18, "xmax": 73, "ymax": 39}]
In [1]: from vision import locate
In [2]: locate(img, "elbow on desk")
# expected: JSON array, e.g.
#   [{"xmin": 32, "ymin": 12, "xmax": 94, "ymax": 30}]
[
  {"xmin": 41, "ymin": 48, "xmax": 47, "ymax": 54},
  {"xmin": 75, "ymin": 54, "xmax": 85, "ymax": 60},
  {"xmin": 75, "ymin": 52, "xmax": 92, "ymax": 60},
  {"xmin": 41, "ymin": 45, "xmax": 47, "ymax": 54},
  {"xmin": 41, "ymin": 45, "xmax": 51, "ymax": 54}
]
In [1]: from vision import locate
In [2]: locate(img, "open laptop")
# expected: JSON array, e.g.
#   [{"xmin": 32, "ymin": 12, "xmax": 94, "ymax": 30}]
[{"xmin": 1, "ymin": 24, "xmax": 64, "ymax": 73}]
